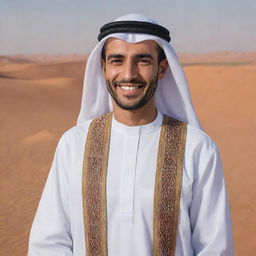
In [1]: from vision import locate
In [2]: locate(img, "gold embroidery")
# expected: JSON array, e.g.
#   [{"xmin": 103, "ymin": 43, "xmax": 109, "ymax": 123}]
[
  {"xmin": 83, "ymin": 113, "xmax": 187, "ymax": 256},
  {"xmin": 82, "ymin": 112, "xmax": 112, "ymax": 256},
  {"xmin": 153, "ymin": 115, "xmax": 187, "ymax": 256}
]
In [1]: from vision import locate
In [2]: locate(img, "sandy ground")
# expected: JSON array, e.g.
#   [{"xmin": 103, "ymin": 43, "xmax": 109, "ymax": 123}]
[{"xmin": 0, "ymin": 55, "xmax": 255, "ymax": 255}]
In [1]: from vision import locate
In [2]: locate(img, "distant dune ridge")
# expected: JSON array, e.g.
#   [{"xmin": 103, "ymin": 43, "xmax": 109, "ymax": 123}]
[
  {"xmin": 178, "ymin": 50, "xmax": 256, "ymax": 64},
  {"xmin": 0, "ymin": 53, "xmax": 88, "ymax": 64},
  {"xmin": 1, "ymin": 51, "xmax": 255, "ymax": 64},
  {"xmin": 0, "ymin": 53, "xmax": 255, "ymax": 255}
]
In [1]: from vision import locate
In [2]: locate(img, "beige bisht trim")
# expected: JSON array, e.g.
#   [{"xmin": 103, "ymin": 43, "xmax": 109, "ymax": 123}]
[
  {"xmin": 153, "ymin": 115, "xmax": 187, "ymax": 256},
  {"xmin": 82, "ymin": 113, "xmax": 187, "ymax": 256},
  {"xmin": 82, "ymin": 112, "xmax": 113, "ymax": 256}
]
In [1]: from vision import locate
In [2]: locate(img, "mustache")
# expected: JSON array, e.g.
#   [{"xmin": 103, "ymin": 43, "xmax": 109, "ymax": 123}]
[{"xmin": 113, "ymin": 79, "xmax": 147, "ymax": 86}]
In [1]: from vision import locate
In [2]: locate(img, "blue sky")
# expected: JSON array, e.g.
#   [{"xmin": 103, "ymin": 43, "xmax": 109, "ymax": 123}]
[{"xmin": 0, "ymin": 0, "xmax": 255, "ymax": 54}]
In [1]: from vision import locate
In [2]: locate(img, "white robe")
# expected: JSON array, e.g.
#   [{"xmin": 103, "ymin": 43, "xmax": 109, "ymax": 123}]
[{"xmin": 28, "ymin": 111, "xmax": 234, "ymax": 256}]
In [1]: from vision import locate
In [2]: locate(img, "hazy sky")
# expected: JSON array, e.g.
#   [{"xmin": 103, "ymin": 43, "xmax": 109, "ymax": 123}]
[{"xmin": 1, "ymin": 0, "xmax": 255, "ymax": 54}]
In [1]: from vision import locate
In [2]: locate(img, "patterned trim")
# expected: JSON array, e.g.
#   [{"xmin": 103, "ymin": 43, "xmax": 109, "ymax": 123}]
[
  {"xmin": 153, "ymin": 115, "xmax": 187, "ymax": 256},
  {"xmin": 82, "ymin": 112, "xmax": 112, "ymax": 256}
]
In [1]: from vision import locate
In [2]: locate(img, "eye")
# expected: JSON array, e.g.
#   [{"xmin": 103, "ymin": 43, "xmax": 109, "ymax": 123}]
[
  {"xmin": 137, "ymin": 59, "xmax": 152, "ymax": 65},
  {"xmin": 109, "ymin": 59, "xmax": 123, "ymax": 64}
]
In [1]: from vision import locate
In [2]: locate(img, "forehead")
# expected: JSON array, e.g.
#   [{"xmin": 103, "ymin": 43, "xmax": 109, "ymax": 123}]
[{"xmin": 104, "ymin": 38, "xmax": 159, "ymax": 56}]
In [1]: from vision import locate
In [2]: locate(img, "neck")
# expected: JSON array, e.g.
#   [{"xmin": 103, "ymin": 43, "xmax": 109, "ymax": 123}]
[{"xmin": 112, "ymin": 100, "xmax": 157, "ymax": 126}]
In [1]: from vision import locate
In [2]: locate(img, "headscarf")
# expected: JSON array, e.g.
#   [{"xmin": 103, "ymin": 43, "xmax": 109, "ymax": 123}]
[{"xmin": 77, "ymin": 14, "xmax": 202, "ymax": 129}]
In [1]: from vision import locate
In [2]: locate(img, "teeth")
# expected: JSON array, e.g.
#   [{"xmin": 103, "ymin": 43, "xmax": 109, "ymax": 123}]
[{"xmin": 120, "ymin": 86, "xmax": 139, "ymax": 91}]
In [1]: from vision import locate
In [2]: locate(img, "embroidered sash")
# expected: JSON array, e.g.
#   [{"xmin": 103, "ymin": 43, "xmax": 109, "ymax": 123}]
[{"xmin": 82, "ymin": 113, "xmax": 187, "ymax": 256}]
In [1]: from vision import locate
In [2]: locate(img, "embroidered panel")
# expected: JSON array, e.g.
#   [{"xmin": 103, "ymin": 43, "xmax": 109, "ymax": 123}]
[
  {"xmin": 82, "ymin": 112, "xmax": 112, "ymax": 256},
  {"xmin": 153, "ymin": 115, "xmax": 187, "ymax": 256}
]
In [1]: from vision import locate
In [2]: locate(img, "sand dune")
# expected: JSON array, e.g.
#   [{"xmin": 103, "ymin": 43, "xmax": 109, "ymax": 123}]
[
  {"xmin": 0, "ymin": 54, "xmax": 255, "ymax": 255},
  {"xmin": 22, "ymin": 130, "xmax": 57, "ymax": 144},
  {"xmin": 0, "ymin": 60, "xmax": 86, "ymax": 80},
  {"xmin": 25, "ymin": 77, "xmax": 77, "ymax": 86}
]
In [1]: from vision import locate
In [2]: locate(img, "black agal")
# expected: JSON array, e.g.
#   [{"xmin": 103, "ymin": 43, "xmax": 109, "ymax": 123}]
[{"xmin": 98, "ymin": 21, "xmax": 171, "ymax": 42}]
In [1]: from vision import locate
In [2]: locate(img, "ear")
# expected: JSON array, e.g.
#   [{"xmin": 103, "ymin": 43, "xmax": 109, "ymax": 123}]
[
  {"xmin": 158, "ymin": 59, "xmax": 168, "ymax": 80},
  {"xmin": 101, "ymin": 58, "xmax": 106, "ymax": 72}
]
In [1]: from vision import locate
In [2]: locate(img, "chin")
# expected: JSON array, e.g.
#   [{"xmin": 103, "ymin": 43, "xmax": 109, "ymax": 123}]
[{"xmin": 114, "ymin": 97, "xmax": 151, "ymax": 111}]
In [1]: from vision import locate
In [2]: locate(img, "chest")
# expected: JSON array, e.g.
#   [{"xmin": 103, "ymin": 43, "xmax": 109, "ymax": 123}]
[{"xmin": 107, "ymin": 130, "xmax": 160, "ymax": 215}]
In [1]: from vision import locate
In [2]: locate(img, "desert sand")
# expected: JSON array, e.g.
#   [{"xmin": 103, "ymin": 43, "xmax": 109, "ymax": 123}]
[{"xmin": 0, "ymin": 53, "xmax": 255, "ymax": 255}]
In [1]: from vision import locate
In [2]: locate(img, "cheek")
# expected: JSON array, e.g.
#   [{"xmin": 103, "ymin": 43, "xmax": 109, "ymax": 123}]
[
  {"xmin": 105, "ymin": 67, "xmax": 120, "ymax": 80},
  {"xmin": 139, "ymin": 66, "xmax": 158, "ymax": 81}
]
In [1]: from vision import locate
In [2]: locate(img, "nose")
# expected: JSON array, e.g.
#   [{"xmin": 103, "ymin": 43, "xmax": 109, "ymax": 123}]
[{"xmin": 122, "ymin": 60, "xmax": 138, "ymax": 81}]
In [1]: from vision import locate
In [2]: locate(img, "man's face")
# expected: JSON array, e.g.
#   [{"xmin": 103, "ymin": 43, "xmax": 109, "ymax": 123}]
[{"xmin": 102, "ymin": 38, "xmax": 167, "ymax": 111}]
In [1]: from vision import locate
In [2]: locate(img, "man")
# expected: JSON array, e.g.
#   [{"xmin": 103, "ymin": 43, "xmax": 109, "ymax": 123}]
[{"xmin": 28, "ymin": 14, "xmax": 234, "ymax": 255}]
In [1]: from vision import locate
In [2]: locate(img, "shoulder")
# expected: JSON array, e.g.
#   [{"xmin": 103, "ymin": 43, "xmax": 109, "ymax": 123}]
[
  {"xmin": 184, "ymin": 124, "xmax": 223, "ymax": 181},
  {"xmin": 49, "ymin": 120, "xmax": 93, "ymax": 173},
  {"xmin": 184, "ymin": 124, "xmax": 221, "ymax": 172},
  {"xmin": 57, "ymin": 112, "xmax": 113, "ymax": 151},
  {"xmin": 185, "ymin": 124, "xmax": 218, "ymax": 154},
  {"xmin": 57, "ymin": 120, "xmax": 93, "ymax": 152},
  {"xmin": 162, "ymin": 113, "xmax": 218, "ymax": 155},
  {"xmin": 164, "ymin": 114, "xmax": 218, "ymax": 153}
]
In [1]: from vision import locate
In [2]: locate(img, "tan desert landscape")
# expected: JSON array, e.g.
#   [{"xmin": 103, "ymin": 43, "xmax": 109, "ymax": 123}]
[{"xmin": 0, "ymin": 52, "xmax": 255, "ymax": 255}]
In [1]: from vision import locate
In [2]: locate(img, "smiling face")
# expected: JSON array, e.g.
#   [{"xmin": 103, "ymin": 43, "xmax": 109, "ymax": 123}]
[{"xmin": 101, "ymin": 38, "xmax": 168, "ymax": 111}]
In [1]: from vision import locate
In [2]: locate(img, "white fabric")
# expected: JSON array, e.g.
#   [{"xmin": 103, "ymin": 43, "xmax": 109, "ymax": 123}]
[
  {"xmin": 77, "ymin": 14, "xmax": 202, "ymax": 129},
  {"xmin": 28, "ymin": 111, "xmax": 234, "ymax": 255}
]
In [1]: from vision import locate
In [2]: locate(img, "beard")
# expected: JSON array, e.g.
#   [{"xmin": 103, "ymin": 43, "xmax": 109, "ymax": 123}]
[{"xmin": 106, "ymin": 75, "xmax": 159, "ymax": 111}]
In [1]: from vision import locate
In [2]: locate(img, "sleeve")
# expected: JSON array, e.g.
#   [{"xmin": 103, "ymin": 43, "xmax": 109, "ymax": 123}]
[
  {"xmin": 28, "ymin": 135, "xmax": 73, "ymax": 256},
  {"xmin": 190, "ymin": 143, "xmax": 234, "ymax": 256}
]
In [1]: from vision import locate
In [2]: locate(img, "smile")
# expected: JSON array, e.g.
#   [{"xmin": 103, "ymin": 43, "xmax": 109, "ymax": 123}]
[{"xmin": 120, "ymin": 85, "xmax": 142, "ymax": 91}]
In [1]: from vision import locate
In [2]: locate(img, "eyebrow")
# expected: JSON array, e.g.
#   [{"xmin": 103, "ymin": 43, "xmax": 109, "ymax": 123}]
[
  {"xmin": 107, "ymin": 54, "xmax": 124, "ymax": 61},
  {"xmin": 134, "ymin": 54, "xmax": 153, "ymax": 59},
  {"xmin": 107, "ymin": 53, "xmax": 153, "ymax": 61}
]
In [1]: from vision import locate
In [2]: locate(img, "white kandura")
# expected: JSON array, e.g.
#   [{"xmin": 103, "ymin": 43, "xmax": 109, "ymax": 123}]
[{"xmin": 28, "ymin": 111, "xmax": 234, "ymax": 255}]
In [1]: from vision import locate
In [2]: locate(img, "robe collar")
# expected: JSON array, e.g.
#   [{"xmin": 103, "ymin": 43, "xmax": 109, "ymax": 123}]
[{"xmin": 112, "ymin": 110, "xmax": 163, "ymax": 136}]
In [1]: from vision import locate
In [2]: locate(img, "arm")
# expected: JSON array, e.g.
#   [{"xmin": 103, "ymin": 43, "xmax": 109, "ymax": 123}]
[
  {"xmin": 28, "ymin": 136, "xmax": 73, "ymax": 256},
  {"xmin": 190, "ymin": 144, "xmax": 234, "ymax": 255}
]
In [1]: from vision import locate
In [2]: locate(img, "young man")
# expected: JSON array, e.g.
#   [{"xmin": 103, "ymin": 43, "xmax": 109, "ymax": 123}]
[{"xmin": 28, "ymin": 14, "xmax": 234, "ymax": 255}]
